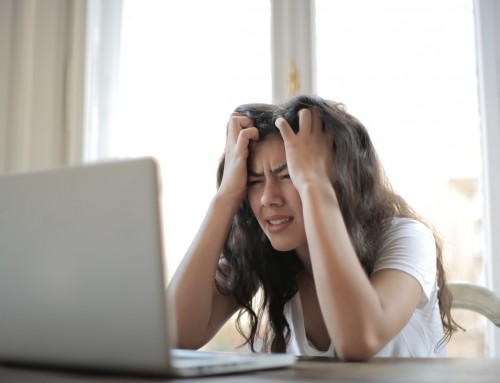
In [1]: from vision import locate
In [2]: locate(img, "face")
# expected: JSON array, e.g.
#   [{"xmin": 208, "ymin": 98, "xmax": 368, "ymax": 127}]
[{"xmin": 247, "ymin": 134, "xmax": 308, "ymax": 257}]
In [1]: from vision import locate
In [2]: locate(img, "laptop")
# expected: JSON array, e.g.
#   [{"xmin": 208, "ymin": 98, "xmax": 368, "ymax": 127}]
[{"xmin": 0, "ymin": 157, "xmax": 295, "ymax": 377}]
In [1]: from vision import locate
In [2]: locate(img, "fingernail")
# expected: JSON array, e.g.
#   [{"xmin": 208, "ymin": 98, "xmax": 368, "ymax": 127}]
[{"xmin": 275, "ymin": 117, "xmax": 284, "ymax": 127}]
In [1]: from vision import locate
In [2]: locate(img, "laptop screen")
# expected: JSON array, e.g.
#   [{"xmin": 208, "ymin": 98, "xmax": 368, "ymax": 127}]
[{"xmin": 0, "ymin": 158, "xmax": 175, "ymax": 372}]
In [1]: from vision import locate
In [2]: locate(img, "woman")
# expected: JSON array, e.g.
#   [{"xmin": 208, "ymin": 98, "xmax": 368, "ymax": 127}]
[{"xmin": 168, "ymin": 95, "xmax": 459, "ymax": 360}]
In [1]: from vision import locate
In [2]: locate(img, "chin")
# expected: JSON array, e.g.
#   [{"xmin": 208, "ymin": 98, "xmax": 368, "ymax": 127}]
[{"xmin": 268, "ymin": 241, "xmax": 297, "ymax": 253}]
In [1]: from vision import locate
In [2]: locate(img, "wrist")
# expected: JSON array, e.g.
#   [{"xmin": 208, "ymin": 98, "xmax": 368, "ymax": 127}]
[
  {"xmin": 213, "ymin": 189, "xmax": 244, "ymax": 213},
  {"xmin": 298, "ymin": 180, "xmax": 339, "ymax": 208}
]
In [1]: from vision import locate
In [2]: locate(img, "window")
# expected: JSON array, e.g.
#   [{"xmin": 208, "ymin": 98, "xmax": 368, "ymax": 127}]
[
  {"xmin": 316, "ymin": 0, "xmax": 485, "ymax": 356},
  {"xmin": 86, "ymin": 0, "xmax": 498, "ymax": 356},
  {"xmin": 86, "ymin": 0, "xmax": 271, "ymax": 279}
]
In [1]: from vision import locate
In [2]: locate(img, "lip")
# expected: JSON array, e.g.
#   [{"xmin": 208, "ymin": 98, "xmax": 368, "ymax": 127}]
[{"xmin": 265, "ymin": 215, "xmax": 294, "ymax": 233}]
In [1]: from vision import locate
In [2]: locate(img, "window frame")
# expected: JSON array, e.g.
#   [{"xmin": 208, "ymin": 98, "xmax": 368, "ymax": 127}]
[
  {"xmin": 473, "ymin": 0, "xmax": 500, "ymax": 357},
  {"xmin": 271, "ymin": 0, "xmax": 500, "ymax": 357}
]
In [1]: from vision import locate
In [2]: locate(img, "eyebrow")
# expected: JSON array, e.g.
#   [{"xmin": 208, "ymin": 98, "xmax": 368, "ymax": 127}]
[{"xmin": 248, "ymin": 163, "xmax": 288, "ymax": 177}]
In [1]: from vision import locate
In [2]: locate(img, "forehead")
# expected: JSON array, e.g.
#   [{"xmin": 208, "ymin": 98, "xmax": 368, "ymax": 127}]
[{"xmin": 248, "ymin": 134, "xmax": 286, "ymax": 170}]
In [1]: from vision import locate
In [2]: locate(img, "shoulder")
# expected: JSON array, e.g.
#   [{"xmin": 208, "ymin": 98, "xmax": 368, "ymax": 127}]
[
  {"xmin": 375, "ymin": 217, "xmax": 436, "ymax": 259},
  {"xmin": 375, "ymin": 217, "xmax": 437, "ymax": 261},
  {"xmin": 379, "ymin": 217, "xmax": 434, "ymax": 241},
  {"xmin": 373, "ymin": 217, "xmax": 438, "ymax": 304}
]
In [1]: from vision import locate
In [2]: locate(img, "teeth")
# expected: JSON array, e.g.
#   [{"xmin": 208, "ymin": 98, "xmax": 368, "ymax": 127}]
[{"xmin": 269, "ymin": 217, "xmax": 291, "ymax": 225}]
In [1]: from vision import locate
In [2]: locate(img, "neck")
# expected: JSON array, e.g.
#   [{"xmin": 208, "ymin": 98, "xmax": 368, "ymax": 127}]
[{"xmin": 295, "ymin": 244, "xmax": 313, "ymax": 277}]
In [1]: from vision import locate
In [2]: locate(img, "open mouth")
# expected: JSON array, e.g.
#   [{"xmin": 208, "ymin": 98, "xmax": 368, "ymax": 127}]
[
  {"xmin": 265, "ymin": 216, "xmax": 294, "ymax": 233},
  {"xmin": 268, "ymin": 217, "xmax": 293, "ymax": 225}
]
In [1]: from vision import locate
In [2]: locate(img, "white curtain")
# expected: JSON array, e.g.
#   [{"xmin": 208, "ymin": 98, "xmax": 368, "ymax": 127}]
[{"xmin": 0, "ymin": 0, "xmax": 87, "ymax": 174}]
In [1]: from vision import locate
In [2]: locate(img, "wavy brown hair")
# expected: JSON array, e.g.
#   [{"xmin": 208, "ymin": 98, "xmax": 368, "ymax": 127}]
[{"xmin": 215, "ymin": 95, "xmax": 460, "ymax": 353}]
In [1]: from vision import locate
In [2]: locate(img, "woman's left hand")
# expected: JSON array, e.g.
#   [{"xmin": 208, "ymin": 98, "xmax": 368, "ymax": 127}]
[{"xmin": 275, "ymin": 108, "xmax": 334, "ymax": 193}]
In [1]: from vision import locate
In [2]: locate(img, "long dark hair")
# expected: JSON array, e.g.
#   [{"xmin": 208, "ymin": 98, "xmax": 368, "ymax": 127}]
[{"xmin": 215, "ymin": 95, "xmax": 459, "ymax": 353}]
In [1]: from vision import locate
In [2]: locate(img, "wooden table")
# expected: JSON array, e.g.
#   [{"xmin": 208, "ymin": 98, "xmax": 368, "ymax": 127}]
[{"xmin": 2, "ymin": 357, "xmax": 499, "ymax": 382}]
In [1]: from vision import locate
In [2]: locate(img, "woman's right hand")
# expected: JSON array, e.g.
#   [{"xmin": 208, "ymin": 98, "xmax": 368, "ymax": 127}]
[
  {"xmin": 217, "ymin": 113, "xmax": 259, "ymax": 202},
  {"xmin": 169, "ymin": 112, "xmax": 257, "ymax": 349}
]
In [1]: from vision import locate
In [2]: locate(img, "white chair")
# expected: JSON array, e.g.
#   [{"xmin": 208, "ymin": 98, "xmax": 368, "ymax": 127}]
[{"xmin": 448, "ymin": 281, "xmax": 500, "ymax": 327}]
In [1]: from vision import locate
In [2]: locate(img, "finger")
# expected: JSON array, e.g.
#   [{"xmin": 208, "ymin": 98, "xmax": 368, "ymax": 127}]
[
  {"xmin": 227, "ymin": 113, "xmax": 253, "ymax": 144},
  {"xmin": 298, "ymin": 109, "xmax": 312, "ymax": 134},
  {"xmin": 275, "ymin": 117, "xmax": 295, "ymax": 141},
  {"xmin": 227, "ymin": 114, "xmax": 251, "ymax": 142},
  {"xmin": 235, "ymin": 126, "xmax": 259, "ymax": 149},
  {"xmin": 239, "ymin": 126, "xmax": 259, "ymax": 142},
  {"xmin": 310, "ymin": 108, "xmax": 323, "ymax": 133}
]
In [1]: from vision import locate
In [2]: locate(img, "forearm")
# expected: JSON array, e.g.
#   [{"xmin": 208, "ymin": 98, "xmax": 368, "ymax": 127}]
[
  {"xmin": 299, "ymin": 182, "xmax": 388, "ymax": 359},
  {"xmin": 167, "ymin": 192, "xmax": 240, "ymax": 348},
  {"xmin": 274, "ymin": 104, "xmax": 422, "ymax": 359}
]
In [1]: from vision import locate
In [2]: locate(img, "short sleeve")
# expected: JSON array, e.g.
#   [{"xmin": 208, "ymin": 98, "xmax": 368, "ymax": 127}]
[{"xmin": 372, "ymin": 218, "xmax": 437, "ymax": 308}]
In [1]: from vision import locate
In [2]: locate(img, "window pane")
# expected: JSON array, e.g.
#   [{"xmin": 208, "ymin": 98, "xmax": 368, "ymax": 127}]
[
  {"xmin": 99, "ymin": 0, "xmax": 271, "ymax": 277},
  {"xmin": 316, "ymin": 0, "xmax": 484, "ymax": 356}
]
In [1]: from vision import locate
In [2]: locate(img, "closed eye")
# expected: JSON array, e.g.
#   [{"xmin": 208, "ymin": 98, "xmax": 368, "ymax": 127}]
[{"xmin": 247, "ymin": 179, "xmax": 263, "ymax": 187}]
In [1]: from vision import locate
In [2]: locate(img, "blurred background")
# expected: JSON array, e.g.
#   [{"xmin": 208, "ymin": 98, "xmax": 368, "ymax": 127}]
[{"xmin": 1, "ymin": 0, "xmax": 499, "ymax": 358}]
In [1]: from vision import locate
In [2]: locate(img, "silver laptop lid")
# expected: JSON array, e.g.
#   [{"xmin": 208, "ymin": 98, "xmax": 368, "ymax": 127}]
[{"xmin": 0, "ymin": 158, "xmax": 175, "ymax": 373}]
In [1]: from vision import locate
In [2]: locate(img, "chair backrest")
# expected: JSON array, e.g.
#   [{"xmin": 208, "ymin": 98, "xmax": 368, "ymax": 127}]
[{"xmin": 448, "ymin": 281, "xmax": 500, "ymax": 327}]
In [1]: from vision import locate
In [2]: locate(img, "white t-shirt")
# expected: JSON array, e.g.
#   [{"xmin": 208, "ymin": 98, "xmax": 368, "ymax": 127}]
[{"xmin": 284, "ymin": 217, "xmax": 446, "ymax": 357}]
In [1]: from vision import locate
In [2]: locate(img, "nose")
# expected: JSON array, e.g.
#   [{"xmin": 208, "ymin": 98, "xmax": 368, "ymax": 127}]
[{"xmin": 260, "ymin": 179, "xmax": 284, "ymax": 207}]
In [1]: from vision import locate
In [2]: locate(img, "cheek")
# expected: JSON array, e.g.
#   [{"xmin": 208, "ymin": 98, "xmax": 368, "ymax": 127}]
[
  {"xmin": 284, "ymin": 185, "xmax": 302, "ymax": 208},
  {"xmin": 288, "ymin": 194, "xmax": 305, "ymax": 222}
]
